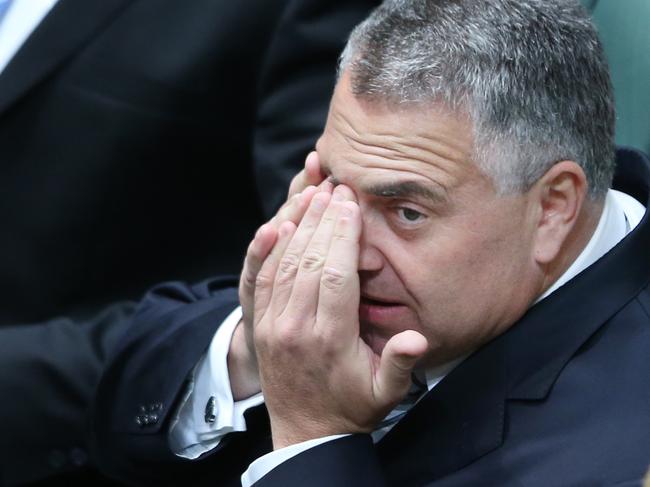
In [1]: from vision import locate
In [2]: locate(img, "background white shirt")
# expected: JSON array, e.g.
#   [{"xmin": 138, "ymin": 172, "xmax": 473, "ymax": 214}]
[{"xmin": 0, "ymin": 0, "xmax": 58, "ymax": 74}]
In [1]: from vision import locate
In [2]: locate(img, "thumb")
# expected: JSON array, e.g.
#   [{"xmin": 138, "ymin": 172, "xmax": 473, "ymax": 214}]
[{"xmin": 375, "ymin": 330, "xmax": 428, "ymax": 405}]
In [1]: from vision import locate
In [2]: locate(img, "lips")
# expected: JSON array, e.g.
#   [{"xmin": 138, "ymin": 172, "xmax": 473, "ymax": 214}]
[
  {"xmin": 360, "ymin": 295, "xmax": 399, "ymax": 306},
  {"xmin": 358, "ymin": 294, "xmax": 410, "ymax": 325}
]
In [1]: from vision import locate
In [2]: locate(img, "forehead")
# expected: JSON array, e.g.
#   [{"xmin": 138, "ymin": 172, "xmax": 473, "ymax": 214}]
[{"xmin": 316, "ymin": 74, "xmax": 479, "ymax": 198}]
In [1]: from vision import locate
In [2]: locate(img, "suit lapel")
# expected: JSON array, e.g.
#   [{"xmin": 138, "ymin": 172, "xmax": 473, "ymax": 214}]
[
  {"xmin": 0, "ymin": 0, "xmax": 133, "ymax": 116},
  {"xmin": 506, "ymin": 150, "xmax": 650, "ymax": 400}
]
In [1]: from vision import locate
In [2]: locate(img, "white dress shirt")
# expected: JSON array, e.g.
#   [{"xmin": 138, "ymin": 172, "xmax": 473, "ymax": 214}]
[
  {"xmin": 0, "ymin": 0, "xmax": 58, "ymax": 75},
  {"xmin": 170, "ymin": 188, "xmax": 645, "ymax": 486}
]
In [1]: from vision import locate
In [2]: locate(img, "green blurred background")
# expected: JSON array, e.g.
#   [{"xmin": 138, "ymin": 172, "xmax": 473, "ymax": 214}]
[{"xmin": 581, "ymin": 0, "xmax": 650, "ymax": 155}]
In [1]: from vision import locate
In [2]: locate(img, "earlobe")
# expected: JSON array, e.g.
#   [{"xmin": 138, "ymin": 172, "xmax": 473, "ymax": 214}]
[{"xmin": 532, "ymin": 160, "xmax": 588, "ymax": 265}]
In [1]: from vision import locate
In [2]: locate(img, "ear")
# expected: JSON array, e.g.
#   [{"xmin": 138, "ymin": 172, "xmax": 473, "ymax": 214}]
[{"xmin": 531, "ymin": 160, "xmax": 588, "ymax": 265}]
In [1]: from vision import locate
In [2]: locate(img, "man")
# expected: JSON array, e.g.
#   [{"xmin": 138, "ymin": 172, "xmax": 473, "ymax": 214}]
[
  {"xmin": 0, "ymin": 0, "xmax": 378, "ymax": 484},
  {"xmin": 92, "ymin": 1, "xmax": 650, "ymax": 485}
]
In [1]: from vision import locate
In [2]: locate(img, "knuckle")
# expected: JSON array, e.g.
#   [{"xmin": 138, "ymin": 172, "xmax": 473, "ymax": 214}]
[
  {"xmin": 300, "ymin": 218, "xmax": 318, "ymax": 233},
  {"xmin": 312, "ymin": 329, "xmax": 336, "ymax": 352},
  {"xmin": 332, "ymin": 232, "xmax": 354, "ymax": 244},
  {"xmin": 274, "ymin": 320, "xmax": 304, "ymax": 347},
  {"xmin": 301, "ymin": 250, "xmax": 326, "ymax": 272},
  {"xmin": 320, "ymin": 213, "xmax": 336, "ymax": 226},
  {"xmin": 276, "ymin": 326, "xmax": 299, "ymax": 344},
  {"xmin": 320, "ymin": 266, "xmax": 348, "ymax": 291},
  {"xmin": 255, "ymin": 271, "xmax": 274, "ymax": 290},
  {"xmin": 245, "ymin": 251, "xmax": 259, "ymax": 269},
  {"xmin": 278, "ymin": 252, "xmax": 301, "ymax": 278},
  {"xmin": 242, "ymin": 269, "xmax": 256, "ymax": 289}
]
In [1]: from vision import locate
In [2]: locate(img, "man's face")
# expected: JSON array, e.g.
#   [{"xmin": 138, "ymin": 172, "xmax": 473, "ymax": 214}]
[{"xmin": 316, "ymin": 74, "xmax": 543, "ymax": 366}]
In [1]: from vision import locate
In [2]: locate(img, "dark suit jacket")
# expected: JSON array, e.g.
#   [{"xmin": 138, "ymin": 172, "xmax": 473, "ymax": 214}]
[
  {"xmin": 91, "ymin": 147, "xmax": 650, "ymax": 486},
  {"xmin": 0, "ymin": 0, "xmax": 378, "ymax": 484}
]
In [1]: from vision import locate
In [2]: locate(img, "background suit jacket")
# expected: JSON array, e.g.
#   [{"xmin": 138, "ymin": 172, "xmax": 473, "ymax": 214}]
[
  {"xmin": 0, "ymin": 0, "xmax": 379, "ymax": 484},
  {"xmin": 92, "ymin": 148, "xmax": 650, "ymax": 486}
]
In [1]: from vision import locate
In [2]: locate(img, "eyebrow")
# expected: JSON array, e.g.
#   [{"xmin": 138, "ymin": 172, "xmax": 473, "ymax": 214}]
[{"xmin": 329, "ymin": 176, "xmax": 447, "ymax": 205}]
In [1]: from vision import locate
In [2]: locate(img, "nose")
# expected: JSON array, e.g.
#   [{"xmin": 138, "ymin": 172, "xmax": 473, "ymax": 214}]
[{"xmin": 358, "ymin": 225, "xmax": 384, "ymax": 272}]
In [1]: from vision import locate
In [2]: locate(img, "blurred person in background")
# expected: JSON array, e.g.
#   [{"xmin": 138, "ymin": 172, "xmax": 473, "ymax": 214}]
[{"xmin": 0, "ymin": 0, "xmax": 378, "ymax": 484}]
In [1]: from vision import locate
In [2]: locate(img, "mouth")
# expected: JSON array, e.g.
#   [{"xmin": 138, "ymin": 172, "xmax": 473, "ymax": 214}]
[
  {"xmin": 360, "ymin": 295, "xmax": 400, "ymax": 306},
  {"xmin": 359, "ymin": 295, "xmax": 410, "ymax": 325},
  {"xmin": 358, "ymin": 294, "xmax": 420, "ymax": 356}
]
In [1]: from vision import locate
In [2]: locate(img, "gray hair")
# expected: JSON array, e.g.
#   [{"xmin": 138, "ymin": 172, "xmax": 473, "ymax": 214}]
[{"xmin": 339, "ymin": 0, "xmax": 615, "ymax": 199}]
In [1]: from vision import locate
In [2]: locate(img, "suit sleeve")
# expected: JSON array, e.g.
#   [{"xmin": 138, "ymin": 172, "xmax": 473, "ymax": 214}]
[
  {"xmin": 88, "ymin": 277, "xmax": 272, "ymax": 486},
  {"xmin": 0, "ymin": 301, "xmax": 137, "ymax": 485},
  {"xmin": 253, "ymin": 0, "xmax": 380, "ymax": 215}
]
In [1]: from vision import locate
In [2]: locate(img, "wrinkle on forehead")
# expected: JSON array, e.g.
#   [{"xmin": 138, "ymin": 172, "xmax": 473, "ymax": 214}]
[
  {"xmin": 331, "ymin": 107, "xmax": 471, "ymax": 169},
  {"xmin": 321, "ymin": 101, "xmax": 475, "ymax": 194},
  {"xmin": 319, "ymin": 73, "xmax": 477, "ymax": 187}
]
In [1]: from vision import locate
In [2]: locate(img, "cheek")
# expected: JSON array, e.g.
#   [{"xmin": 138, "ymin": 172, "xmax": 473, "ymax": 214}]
[{"xmin": 401, "ymin": 220, "xmax": 504, "ymax": 308}]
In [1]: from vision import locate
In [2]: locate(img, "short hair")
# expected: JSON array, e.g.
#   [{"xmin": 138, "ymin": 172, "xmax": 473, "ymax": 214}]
[{"xmin": 339, "ymin": 0, "xmax": 615, "ymax": 199}]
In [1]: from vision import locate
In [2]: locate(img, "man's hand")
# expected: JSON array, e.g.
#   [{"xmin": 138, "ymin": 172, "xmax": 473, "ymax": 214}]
[
  {"xmin": 253, "ymin": 184, "xmax": 428, "ymax": 449},
  {"xmin": 230, "ymin": 152, "xmax": 328, "ymax": 400},
  {"xmin": 240, "ymin": 152, "xmax": 327, "ymax": 338},
  {"xmin": 286, "ymin": 150, "xmax": 325, "ymax": 199}
]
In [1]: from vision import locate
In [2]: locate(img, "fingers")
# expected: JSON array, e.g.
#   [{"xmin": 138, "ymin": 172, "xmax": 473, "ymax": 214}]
[
  {"xmin": 254, "ymin": 221, "xmax": 297, "ymax": 325},
  {"xmin": 375, "ymin": 330, "xmax": 429, "ymax": 404},
  {"xmin": 278, "ymin": 185, "xmax": 355, "ymax": 321},
  {"xmin": 254, "ymin": 181, "xmax": 340, "ymax": 322},
  {"xmin": 256, "ymin": 182, "xmax": 360, "ymax": 346},
  {"xmin": 271, "ymin": 191, "xmax": 332, "ymax": 316},
  {"xmin": 270, "ymin": 176, "xmax": 333, "ymax": 231},
  {"xmin": 239, "ymin": 223, "xmax": 277, "ymax": 324},
  {"xmin": 304, "ymin": 151, "xmax": 324, "ymax": 186},
  {"xmin": 288, "ymin": 151, "xmax": 326, "ymax": 198},
  {"xmin": 314, "ymin": 197, "xmax": 362, "ymax": 338},
  {"xmin": 272, "ymin": 185, "xmax": 316, "ymax": 227},
  {"xmin": 240, "ymin": 183, "xmax": 327, "ymax": 320},
  {"xmin": 242, "ymin": 191, "xmax": 309, "ymax": 305}
]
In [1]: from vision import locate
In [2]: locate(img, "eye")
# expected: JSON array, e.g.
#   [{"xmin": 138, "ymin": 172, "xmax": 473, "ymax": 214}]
[{"xmin": 396, "ymin": 207, "xmax": 426, "ymax": 223}]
